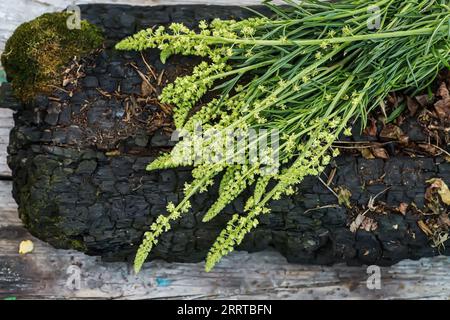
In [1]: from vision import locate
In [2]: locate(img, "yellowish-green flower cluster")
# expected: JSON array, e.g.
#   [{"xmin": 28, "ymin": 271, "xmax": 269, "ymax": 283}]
[
  {"xmin": 134, "ymin": 163, "xmax": 223, "ymax": 272},
  {"xmin": 160, "ymin": 61, "xmax": 227, "ymax": 128},
  {"xmin": 118, "ymin": 0, "xmax": 450, "ymax": 273},
  {"xmin": 134, "ymin": 198, "xmax": 192, "ymax": 273},
  {"xmin": 116, "ymin": 23, "xmax": 217, "ymax": 61},
  {"xmin": 204, "ymin": 121, "xmax": 347, "ymax": 270},
  {"xmin": 183, "ymin": 98, "xmax": 222, "ymax": 131},
  {"xmin": 205, "ymin": 205, "xmax": 270, "ymax": 272},
  {"xmin": 244, "ymin": 175, "xmax": 272, "ymax": 212},
  {"xmin": 116, "ymin": 17, "xmax": 269, "ymax": 62},
  {"xmin": 203, "ymin": 164, "xmax": 258, "ymax": 222}
]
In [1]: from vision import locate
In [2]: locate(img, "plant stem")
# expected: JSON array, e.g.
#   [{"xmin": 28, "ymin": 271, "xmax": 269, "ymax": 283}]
[
  {"xmin": 187, "ymin": 26, "xmax": 447, "ymax": 47},
  {"xmin": 208, "ymin": 59, "xmax": 277, "ymax": 81}
]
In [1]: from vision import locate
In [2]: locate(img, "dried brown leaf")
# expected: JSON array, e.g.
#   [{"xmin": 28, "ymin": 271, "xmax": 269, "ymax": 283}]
[
  {"xmin": 350, "ymin": 214, "xmax": 378, "ymax": 232},
  {"xmin": 418, "ymin": 220, "xmax": 433, "ymax": 236},
  {"xmin": 425, "ymin": 182, "xmax": 435, "ymax": 202},
  {"xmin": 364, "ymin": 119, "xmax": 377, "ymax": 137},
  {"xmin": 437, "ymin": 82, "xmax": 450, "ymax": 100},
  {"xmin": 434, "ymin": 99, "xmax": 450, "ymax": 122},
  {"xmin": 380, "ymin": 124, "xmax": 404, "ymax": 140},
  {"xmin": 398, "ymin": 202, "xmax": 408, "ymax": 215},
  {"xmin": 438, "ymin": 214, "xmax": 450, "ymax": 228},
  {"xmin": 406, "ymin": 96, "xmax": 419, "ymax": 117},
  {"xmin": 371, "ymin": 147, "xmax": 389, "ymax": 159},
  {"xmin": 387, "ymin": 93, "xmax": 398, "ymax": 108},
  {"xmin": 360, "ymin": 217, "xmax": 378, "ymax": 232},
  {"xmin": 361, "ymin": 148, "xmax": 375, "ymax": 159},
  {"xmin": 336, "ymin": 186, "xmax": 352, "ymax": 208},
  {"xmin": 141, "ymin": 80, "xmax": 154, "ymax": 96},
  {"xmin": 415, "ymin": 94, "xmax": 432, "ymax": 107},
  {"xmin": 426, "ymin": 178, "xmax": 450, "ymax": 205},
  {"xmin": 418, "ymin": 144, "xmax": 440, "ymax": 156}
]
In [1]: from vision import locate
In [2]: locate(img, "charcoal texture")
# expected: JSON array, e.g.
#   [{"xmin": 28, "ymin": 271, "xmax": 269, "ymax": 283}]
[{"xmin": 3, "ymin": 4, "xmax": 450, "ymax": 265}]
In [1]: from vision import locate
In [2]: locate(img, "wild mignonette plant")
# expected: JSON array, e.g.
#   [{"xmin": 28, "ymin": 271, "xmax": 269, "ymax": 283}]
[{"xmin": 116, "ymin": 0, "xmax": 450, "ymax": 273}]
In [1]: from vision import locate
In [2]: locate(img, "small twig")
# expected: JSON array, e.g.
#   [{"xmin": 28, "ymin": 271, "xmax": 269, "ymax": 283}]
[
  {"xmin": 158, "ymin": 70, "xmax": 165, "ymax": 86},
  {"xmin": 334, "ymin": 140, "xmax": 379, "ymax": 144},
  {"xmin": 132, "ymin": 176, "xmax": 145, "ymax": 192},
  {"xmin": 47, "ymin": 85, "xmax": 70, "ymax": 93},
  {"xmin": 130, "ymin": 62, "xmax": 155, "ymax": 92},
  {"xmin": 327, "ymin": 167, "xmax": 337, "ymax": 186},
  {"xmin": 428, "ymin": 124, "xmax": 450, "ymax": 132},
  {"xmin": 96, "ymin": 88, "xmax": 112, "ymax": 98},
  {"xmin": 141, "ymin": 52, "xmax": 157, "ymax": 80},
  {"xmin": 333, "ymin": 141, "xmax": 394, "ymax": 149},
  {"xmin": 368, "ymin": 187, "xmax": 390, "ymax": 211},
  {"xmin": 304, "ymin": 205, "xmax": 340, "ymax": 214},
  {"xmin": 318, "ymin": 176, "xmax": 339, "ymax": 199},
  {"xmin": 429, "ymin": 144, "xmax": 450, "ymax": 158}
]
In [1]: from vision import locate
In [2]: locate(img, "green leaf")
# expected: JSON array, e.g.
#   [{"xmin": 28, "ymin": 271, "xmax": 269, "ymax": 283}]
[
  {"xmin": 160, "ymin": 49, "xmax": 171, "ymax": 64},
  {"xmin": 386, "ymin": 103, "xmax": 406, "ymax": 123}
]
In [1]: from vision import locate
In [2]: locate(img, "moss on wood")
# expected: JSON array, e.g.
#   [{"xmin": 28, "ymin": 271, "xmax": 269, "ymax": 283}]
[{"xmin": 1, "ymin": 12, "xmax": 103, "ymax": 102}]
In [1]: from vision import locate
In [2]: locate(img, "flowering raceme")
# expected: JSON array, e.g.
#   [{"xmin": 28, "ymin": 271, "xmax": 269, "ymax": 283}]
[{"xmin": 116, "ymin": 0, "xmax": 450, "ymax": 273}]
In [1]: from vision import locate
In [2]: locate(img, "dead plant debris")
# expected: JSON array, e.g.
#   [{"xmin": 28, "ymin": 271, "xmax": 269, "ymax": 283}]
[{"xmin": 335, "ymin": 186, "xmax": 352, "ymax": 208}]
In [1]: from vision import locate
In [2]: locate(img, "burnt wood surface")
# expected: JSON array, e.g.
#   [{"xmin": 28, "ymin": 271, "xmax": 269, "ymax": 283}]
[{"xmin": 2, "ymin": 4, "xmax": 450, "ymax": 268}]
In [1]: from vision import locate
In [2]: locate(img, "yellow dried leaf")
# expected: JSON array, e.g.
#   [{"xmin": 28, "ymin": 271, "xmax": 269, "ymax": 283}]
[
  {"xmin": 427, "ymin": 178, "xmax": 450, "ymax": 205},
  {"xmin": 417, "ymin": 221, "xmax": 433, "ymax": 236},
  {"xmin": 360, "ymin": 148, "xmax": 375, "ymax": 159},
  {"xmin": 105, "ymin": 150, "xmax": 120, "ymax": 157},
  {"xmin": 19, "ymin": 240, "xmax": 34, "ymax": 254}
]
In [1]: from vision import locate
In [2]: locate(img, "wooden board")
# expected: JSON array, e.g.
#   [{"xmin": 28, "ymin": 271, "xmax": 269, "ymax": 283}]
[
  {"xmin": 1, "ymin": 0, "xmax": 450, "ymax": 301},
  {"xmin": 0, "ymin": 109, "xmax": 13, "ymax": 177},
  {"xmin": 1, "ymin": 180, "xmax": 450, "ymax": 300},
  {"xmin": 0, "ymin": 173, "xmax": 450, "ymax": 300}
]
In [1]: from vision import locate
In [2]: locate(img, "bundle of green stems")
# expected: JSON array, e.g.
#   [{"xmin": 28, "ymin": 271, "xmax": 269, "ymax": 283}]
[{"xmin": 116, "ymin": 0, "xmax": 450, "ymax": 272}]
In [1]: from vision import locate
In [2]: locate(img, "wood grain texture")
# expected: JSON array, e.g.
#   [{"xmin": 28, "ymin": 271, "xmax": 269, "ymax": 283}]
[
  {"xmin": 0, "ymin": 109, "xmax": 13, "ymax": 177},
  {"xmin": 0, "ymin": 0, "xmax": 450, "ymax": 300},
  {"xmin": 0, "ymin": 177, "xmax": 450, "ymax": 300}
]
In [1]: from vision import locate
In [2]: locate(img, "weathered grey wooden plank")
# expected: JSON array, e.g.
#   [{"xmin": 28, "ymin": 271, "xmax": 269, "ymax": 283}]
[
  {"xmin": 0, "ymin": 181, "xmax": 19, "ymax": 228},
  {"xmin": 1, "ymin": 236, "xmax": 450, "ymax": 299},
  {"xmin": 0, "ymin": 109, "xmax": 13, "ymax": 177},
  {"xmin": 0, "ymin": 180, "xmax": 450, "ymax": 300}
]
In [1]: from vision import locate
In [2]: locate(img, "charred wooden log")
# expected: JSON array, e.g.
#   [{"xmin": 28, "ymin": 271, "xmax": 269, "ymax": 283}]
[{"xmin": 2, "ymin": 4, "xmax": 450, "ymax": 265}]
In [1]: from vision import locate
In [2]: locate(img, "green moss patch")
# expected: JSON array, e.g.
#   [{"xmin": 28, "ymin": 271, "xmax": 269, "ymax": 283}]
[{"xmin": 1, "ymin": 12, "xmax": 103, "ymax": 101}]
